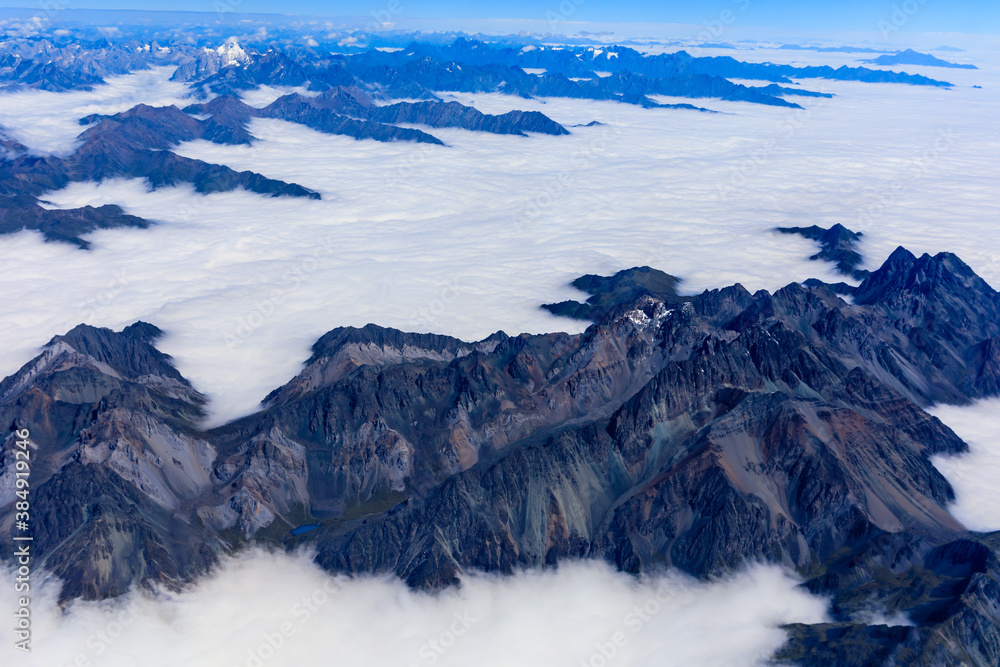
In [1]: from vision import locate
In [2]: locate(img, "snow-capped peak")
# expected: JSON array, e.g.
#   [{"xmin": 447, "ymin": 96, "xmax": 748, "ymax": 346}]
[{"xmin": 212, "ymin": 37, "xmax": 251, "ymax": 67}]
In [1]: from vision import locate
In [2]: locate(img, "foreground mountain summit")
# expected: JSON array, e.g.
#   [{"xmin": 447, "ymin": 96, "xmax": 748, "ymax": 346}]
[{"xmin": 2, "ymin": 244, "xmax": 999, "ymax": 665}]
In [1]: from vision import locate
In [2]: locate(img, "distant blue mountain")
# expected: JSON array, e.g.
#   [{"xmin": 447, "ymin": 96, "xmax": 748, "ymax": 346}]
[
  {"xmin": 169, "ymin": 38, "xmax": 955, "ymax": 116},
  {"xmin": 0, "ymin": 35, "xmax": 962, "ymax": 249},
  {"xmin": 749, "ymin": 84, "xmax": 834, "ymax": 99},
  {"xmin": 778, "ymin": 44, "xmax": 893, "ymax": 54},
  {"xmin": 184, "ymin": 87, "xmax": 570, "ymax": 141},
  {"xmin": 863, "ymin": 49, "xmax": 978, "ymax": 70},
  {"xmin": 0, "ymin": 83, "xmax": 572, "ymax": 246},
  {"xmin": 695, "ymin": 42, "xmax": 737, "ymax": 50},
  {"xmin": 391, "ymin": 39, "xmax": 952, "ymax": 86}
]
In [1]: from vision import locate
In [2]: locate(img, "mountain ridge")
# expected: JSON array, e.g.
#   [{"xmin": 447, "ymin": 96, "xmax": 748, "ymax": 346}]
[{"xmin": 2, "ymin": 245, "xmax": 1000, "ymax": 665}]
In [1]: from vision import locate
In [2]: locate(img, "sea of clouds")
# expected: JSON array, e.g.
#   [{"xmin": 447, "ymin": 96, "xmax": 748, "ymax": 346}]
[
  {"xmin": 0, "ymin": 37, "xmax": 998, "ymax": 665},
  {"xmin": 0, "ymin": 47, "xmax": 996, "ymax": 427},
  {"xmin": 0, "ymin": 550, "xmax": 829, "ymax": 667}
]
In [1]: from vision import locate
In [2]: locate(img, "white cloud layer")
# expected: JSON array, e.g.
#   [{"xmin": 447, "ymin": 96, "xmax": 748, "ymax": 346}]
[
  {"xmin": 930, "ymin": 398, "xmax": 1000, "ymax": 532},
  {"xmin": 0, "ymin": 551, "xmax": 829, "ymax": 667},
  {"xmin": 0, "ymin": 48, "xmax": 997, "ymax": 429}
]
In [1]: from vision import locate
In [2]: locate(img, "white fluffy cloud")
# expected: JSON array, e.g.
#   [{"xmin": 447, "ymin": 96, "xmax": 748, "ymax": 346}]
[
  {"xmin": 0, "ymin": 551, "xmax": 829, "ymax": 667},
  {"xmin": 930, "ymin": 398, "xmax": 1000, "ymax": 532}
]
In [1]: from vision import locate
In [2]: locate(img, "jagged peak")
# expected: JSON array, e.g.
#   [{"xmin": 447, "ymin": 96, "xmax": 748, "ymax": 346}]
[
  {"xmin": 0, "ymin": 321, "xmax": 197, "ymax": 408},
  {"xmin": 257, "ymin": 324, "xmax": 482, "ymax": 410},
  {"xmin": 776, "ymin": 223, "xmax": 867, "ymax": 280},
  {"xmin": 92, "ymin": 103, "xmax": 190, "ymax": 122},
  {"xmin": 885, "ymin": 244, "xmax": 918, "ymax": 266},
  {"xmin": 824, "ymin": 222, "xmax": 861, "ymax": 241},
  {"xmin": 854, "ymin": 246, "xmax": 996, "ymax": 305},
  {"xmin": 542, "ymin": 266, "xmax": 688, "ymax": 323},
  {"xmin": 314, "ymin": 85, "xmax": 377, "ymax": 109},
  {"xmin": 121, "ymin": 320, "xmax": 165, "ymax": 343},
  {"xmin": 47, "ymin": 321, "xmax": 185, "ymax": 382},
  {"xmin": 183, "ymin": 94, "xmax": 257, "ymax": 119},
  {"xmin": 212, "ymin": 37, "xmax": 251, "ymax": 68}
]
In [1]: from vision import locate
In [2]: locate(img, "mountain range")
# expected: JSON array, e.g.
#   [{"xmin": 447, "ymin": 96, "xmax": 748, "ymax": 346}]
[
  {"xmin": 0, "ymin": 29, "xmax": 994, "ymax": 665},
  {"xmin": 0, "ymin": 83, "xmax": 571, "ymax": 246},
  {"xmin": 0, "ymin": 37, "xmax": 955, "ymax": 106},
  {"xmin": 0, "ymin": 35, "xmax": 965, "ymax": 250},
  {"xmin": 175, "ymin": 38, "xmax": 949, "ymax": 112},
  {"xmin": 2, "ymin": 231, "xmax": 999, "ymax": 665}
]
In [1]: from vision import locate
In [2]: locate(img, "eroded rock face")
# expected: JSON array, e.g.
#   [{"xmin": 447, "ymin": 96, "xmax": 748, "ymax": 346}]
[
  {"xmin": 1, "ymin": 248, "xmax": 999, "ymax": 664},
  {"xmin": 779, "ymin": 535, "xmax": 1000, "ymax": 666},
  {"xmin": 0, "ymin": 323, "xmax": 220, "ymax": 599}
]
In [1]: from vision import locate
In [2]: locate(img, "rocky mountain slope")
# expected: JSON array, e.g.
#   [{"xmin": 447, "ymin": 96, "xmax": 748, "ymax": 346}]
[
  {"xmin": 0, "ymin": 39, "xmax": 185, "ymax": 92},
  {"xmin": 2, "ymin": 241, "xmax": 999, "ymax": 664},
  {"xmin": 0, "ymin": 322, "xmax": 219, "ymax": 598}
]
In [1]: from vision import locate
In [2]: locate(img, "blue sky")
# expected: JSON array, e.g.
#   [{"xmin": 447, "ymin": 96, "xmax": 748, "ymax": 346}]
[{"xmin": 0, "ymin": 0, "xmax": 998, "ymax": 34}]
